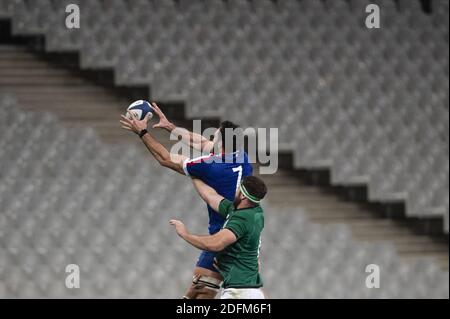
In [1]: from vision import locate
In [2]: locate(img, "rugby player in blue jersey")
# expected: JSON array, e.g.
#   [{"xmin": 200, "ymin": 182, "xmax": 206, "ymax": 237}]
[{"xmin": 120, "ymin": 102, "xmax": 253, "ymax": 299}]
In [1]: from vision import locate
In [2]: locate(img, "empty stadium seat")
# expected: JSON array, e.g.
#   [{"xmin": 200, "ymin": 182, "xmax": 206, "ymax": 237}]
[
  {"xmin": 0, "ymin": 93, "xmax": 448, "ymax": 298},
  {"xmin": 0, "ymin": 0, "xmax": 448, "ymax": 298}
]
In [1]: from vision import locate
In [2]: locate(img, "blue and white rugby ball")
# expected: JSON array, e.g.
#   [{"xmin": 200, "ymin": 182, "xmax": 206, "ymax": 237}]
[{"xmin": 126, "ymin": 100, "xmax": 153, "ymax": 120}]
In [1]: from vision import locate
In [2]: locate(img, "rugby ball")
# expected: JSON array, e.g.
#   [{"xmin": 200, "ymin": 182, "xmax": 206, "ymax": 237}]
[{"xmin": 126, "ymin": 100, "xmax": 153, "ymax": 120}]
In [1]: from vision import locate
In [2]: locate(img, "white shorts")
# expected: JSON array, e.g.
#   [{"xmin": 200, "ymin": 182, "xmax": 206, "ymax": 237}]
[{"xmin": 220, "ymin": 288, "xmax": 265, "ymax": 299}]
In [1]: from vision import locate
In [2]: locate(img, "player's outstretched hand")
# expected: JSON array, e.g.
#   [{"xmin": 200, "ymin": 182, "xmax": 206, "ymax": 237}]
[
  {"xmin": 151, "ymin": 102, "xmax": 173, "ymax": 130},
  {"xmin": 169, "ymin": 219, "xmax": 188, "ymax": 238},
  {"xmin": 120, "ymin": 112, "xmax": 150, "ymax": 135}
]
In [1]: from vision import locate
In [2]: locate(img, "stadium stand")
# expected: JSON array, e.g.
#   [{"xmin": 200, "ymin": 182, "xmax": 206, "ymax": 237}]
[
  {"xmin": 2, "ymin": 0, "xmax": 447, "ymax": 230},
  {"xmin": 0, "ymin": 0, "xmax": 448, "ymax": 298},
  {"xmin": 0, "ymin": 92, "xmax": 448, "ymax": 298}
]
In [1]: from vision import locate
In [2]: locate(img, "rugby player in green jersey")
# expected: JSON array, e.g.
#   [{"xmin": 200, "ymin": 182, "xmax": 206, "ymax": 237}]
[{"xmin": 170, "ymin": 175, "xmax": 268, "ymax": 299}]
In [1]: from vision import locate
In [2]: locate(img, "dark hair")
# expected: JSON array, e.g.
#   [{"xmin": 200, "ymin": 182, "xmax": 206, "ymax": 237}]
[
  {"xmin": 242, "ymin": 176, "xmax": 267, "ymax": 203},
  {"xmin": 219, "ymin": 121, "xmax": 241, "ymax": 153}
]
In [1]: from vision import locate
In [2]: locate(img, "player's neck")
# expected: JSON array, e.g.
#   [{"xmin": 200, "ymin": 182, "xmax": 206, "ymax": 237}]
[{"xmin": 236, "ymin": 202, "xmax": 255, "ymax": 210}]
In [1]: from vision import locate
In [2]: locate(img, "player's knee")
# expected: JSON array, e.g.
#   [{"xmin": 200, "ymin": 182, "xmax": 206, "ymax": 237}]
[
  {"xmin": 194, "ymin": 275, "xmax": 220, "ymax": 299},
  {"xmin": 183, "ymin": 284, "xmax": 217, "ymax": 299},
  {"xmin": 183, "ymin": 275, "xmax": 221, "ymax": 299}
]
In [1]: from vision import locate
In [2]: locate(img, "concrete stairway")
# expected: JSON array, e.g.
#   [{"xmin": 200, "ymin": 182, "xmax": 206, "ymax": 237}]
[
  {"xmin": 0, "ymin": 44, "xmax": 174, "ymax": 145},
  {"xmin": 0, "ymin": 44, "xmax": 448, "ymax": 271}
]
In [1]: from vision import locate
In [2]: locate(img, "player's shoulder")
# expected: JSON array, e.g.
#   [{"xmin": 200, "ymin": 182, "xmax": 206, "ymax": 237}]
[
  {"xmin": 236, "ymin": 205, "xmax": 262, "ymax": 218},
  {"xmin": 183, "ymin": 153, "xmax": 217, "ymax": 177},
  {"xmin": 188, "ymin": 153, "xmax": 215, "ymax": 163},
  {"xmin": 245, "ymin": 206, "xmax": 264, "ymax": 223},
  {"xmin": 231, "ymin": 150, "xmax": 253, "ymax": 167},
  {"xmin": 240, "ymin": 151, "xmax": 253, "ymax": 168},
  {"xmin": 237, "ymin": 149, "xmax": 250, "ymax": 160}
]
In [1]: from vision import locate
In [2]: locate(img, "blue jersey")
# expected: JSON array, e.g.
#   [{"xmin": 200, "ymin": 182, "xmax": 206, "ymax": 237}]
[{"xmin": 183, "ymin": 150, "xmax": 253, "ymax": 234}]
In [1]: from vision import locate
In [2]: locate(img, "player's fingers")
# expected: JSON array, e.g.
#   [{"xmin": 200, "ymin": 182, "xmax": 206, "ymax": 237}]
[
  {"xmin": 149, "ymin": 105, "xmax": 159, "ymax": 114},
  {"xmin": 121, "ymin": 126, "xmax": 132, "ymax": 131},
  {"xmin": 151, "ymin": 102, "xmax": 162, "ymax": 113},
  {"xmin": 119, "ymin": 120, "xmax": 131, "ymax": 127},
  {"xmin": 151, "ymin": 107, "xmax": 162, "ymax": 118},
  {"xmin": 120, "ymin": 114, "xmax": 132, "ymax": 124},
  {"xmin": 128, "ymin": 111, "xmax": 139, "ymax": 120}
]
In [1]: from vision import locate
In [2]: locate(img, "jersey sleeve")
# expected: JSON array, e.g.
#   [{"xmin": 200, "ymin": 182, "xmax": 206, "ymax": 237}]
[
  {"xmin": 218, "ymin": 199, "xmax": 234, "ymax": 218},
  {"xmin": 182, "ymin": 154, "xmax": 213, "ymax": 179},
  {"xmin": 224, "ymin": 214, "xmax": 248, "ymax": 240}
]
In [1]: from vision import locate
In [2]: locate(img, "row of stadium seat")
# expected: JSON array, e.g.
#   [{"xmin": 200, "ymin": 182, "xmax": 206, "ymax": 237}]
[
  {"xmin": 0, "ymin": 93, "xmax": 448, "ymax": 298},
  {"xmin": 2, "ymin": 0, "xmax": 447, "ymax": 231}
]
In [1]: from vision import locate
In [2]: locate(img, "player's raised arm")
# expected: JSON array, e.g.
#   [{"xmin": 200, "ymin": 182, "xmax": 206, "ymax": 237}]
[
  {"xmin": 150, "ymin": 102, "xmax": 214, "ymax": 153},
  {"xmin": 169, "ymin": 220, "xmax": 237, "ymax": 252},
  {"xmin": 120, "ymin": 113, "xmax": 187, "ymax": 175},
  {"xmin": 191, "ymin": 178, "xmax": 224, "ymax": 212}
]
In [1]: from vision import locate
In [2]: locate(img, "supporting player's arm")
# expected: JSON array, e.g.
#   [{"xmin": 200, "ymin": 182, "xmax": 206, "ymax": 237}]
[
  {"xmin": 150, "ymin": 102, "xmax": 214, "ymax": 153},
  {"xmin": 120, "ymin": 114, "xmax": 186, "ymax": 175},
  {"xmin": 191, "ymin": 177, "xmax": 224, "ymax": 212},
  {"xmin": 169, "ymin": 220, "xmax": 237, "ymax": 252}
]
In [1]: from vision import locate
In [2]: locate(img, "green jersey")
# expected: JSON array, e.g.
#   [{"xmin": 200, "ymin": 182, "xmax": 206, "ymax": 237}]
[{"xmin": 216, "ymin": 199, "xmax": 264, "ymax": 289}]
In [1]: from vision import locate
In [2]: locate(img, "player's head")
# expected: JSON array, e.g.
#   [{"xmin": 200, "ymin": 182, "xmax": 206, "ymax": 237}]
[
  {"xmin": 234, "ymin": 176, "xmax": 268, "ymax": 207},
  {"xmin": 213, "ymin": 121, "xmax": 242, "ymax": 154}
]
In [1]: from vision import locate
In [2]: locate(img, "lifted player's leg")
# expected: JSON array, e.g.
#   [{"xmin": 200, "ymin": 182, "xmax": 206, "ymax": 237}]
[
  {"xmin": 183, "ymin": 267, "xmax": 222, "ymax": 299},
  {"xmin": 183, "ymin": 251, "xmax": 222, "ymax": 299}
]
